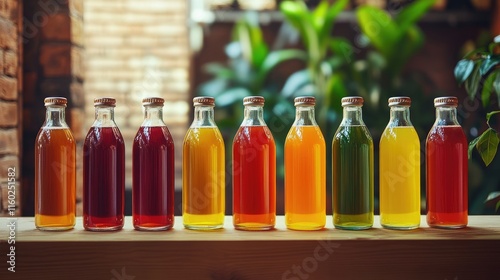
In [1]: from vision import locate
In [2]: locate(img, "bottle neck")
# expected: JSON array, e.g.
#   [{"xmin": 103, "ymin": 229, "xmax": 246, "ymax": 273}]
[
  {"xmin": 293, "ymin": 105, "xmax": 318, "ymax": 126},
  {"xmin": 388, "ymin": 106, "xmax": 413, "ymax": 127},
  {"xmin": 142, "ymin": 105, "xmax": 166, "ymax": 127},
  {"xmin": 434, "ymin": 106, "xmax": 460, "ymax": 126},
  {"xmin": 241, "ymin": 105, "xmax": 266, "ymax": 126},
  {"xmin": 191, "ymin": 106, "xmax": 216, "ymax": 127},
  {"xmin": 43, "ymin": 106, "xmax": 68, "ymax": 128},
  {"xmin": 93, "ymin": 106, "xmax": 117, "ymax": 127},
  {"xmin": 341, "ymin": 105, "xmax": 364, "ymax": 126}
]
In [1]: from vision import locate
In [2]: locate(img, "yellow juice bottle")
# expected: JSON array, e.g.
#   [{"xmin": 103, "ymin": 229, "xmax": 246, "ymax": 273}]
[
  {"xmin": 379, "ymin": 97, "xmax": 420, "ymax": 230},
  {"xmin": 285, "ymin": 97, "xmax": 326, "ymax": 230},
  {"xmin": 183, "ymin": 97, "xmax": 225, "ymax": 229}
]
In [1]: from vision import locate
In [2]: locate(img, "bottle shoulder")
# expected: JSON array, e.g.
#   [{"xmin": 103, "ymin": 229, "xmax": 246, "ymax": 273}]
[
  {"xmin": 334, "ymin": 125, "xmax": 373, "ymax": 142},
  {"xmin": 183, "ymin": 127, "xmax": 224, "ymax": 145},
  {"xmin": 85, "ymin": 126, "xmax": 125, "ymax": 147},
  {"xmin": 36, "ymin": 127, "xmax": 75, "ymax": 145},
  {"xmin": 286, "ymin": 125, "xmax": 325, "ymax": 143},
  {"xmin": 426, "ymin": 125, "xmax": 467, "ymax": 143},
  {"xmin": 233, "ymin": 125, "xmax": 275, "ymax": 144}
]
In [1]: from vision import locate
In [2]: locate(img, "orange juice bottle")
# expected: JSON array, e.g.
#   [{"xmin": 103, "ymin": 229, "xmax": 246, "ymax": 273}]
[
  {"xmin": 35, "ymin": 97, "xmax": 76, "ymax": 230},
  {"xmin": 285, "ymin": 96, "xmax": 326, "ymax": 230},
  {"xmin": 183, "ymin": 97, "xmax": 225, "ymax": 229}
]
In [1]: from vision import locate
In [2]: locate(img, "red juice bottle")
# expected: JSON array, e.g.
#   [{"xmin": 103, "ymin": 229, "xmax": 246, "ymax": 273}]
[
  {"xmin": 133, "ymin": 97, "xmax": 175, "ymax": 230},
  {"xmin": 233, "ymin": 96, "xmax": 276, "ymax": 230},
  {"xmin": 83, "ymin": 97, "xmax": 125, "ymax": 231},
  {"xmin": 426, "ymin": 96, "xmax": 468, "ymax": 228}
]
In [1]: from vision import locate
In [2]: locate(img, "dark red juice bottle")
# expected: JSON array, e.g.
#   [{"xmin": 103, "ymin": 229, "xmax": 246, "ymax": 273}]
[
  {"xmin": 133, "ymin": 97, "xmax": 175, "ymax": 230},
  {"xmin": 83, "ymin": 97, "xmax": 125, "ymax": 231},
  {"xmin": 233, "ymin": 96, "xmax": 276, "ymax": 230},
  {"xmin": 426, "ymin": 96, "xmax": 468, "ymax": 228}
]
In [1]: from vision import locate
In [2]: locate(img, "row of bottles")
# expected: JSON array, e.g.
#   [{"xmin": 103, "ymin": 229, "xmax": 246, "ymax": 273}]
[{"xmin": 34, "ymin": 95, "xmax": 468, "ymax": 232}]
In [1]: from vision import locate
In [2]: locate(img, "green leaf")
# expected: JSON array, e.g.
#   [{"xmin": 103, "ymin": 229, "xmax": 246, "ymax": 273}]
[
  {"xmin": 204, "ymin": 63, "xmax": 235, "ymax": 79},
  {"xmin": 454, "ymin": 59, "xmax": 475, "ymax": 85},
  {"xmin": 216, "ymin": 87, "xmax": 252, "ymax": 107},
  {"xmin": 280, "ymin": 1, "xmax": 320, "ymax": 63},
  {"xmin": 468, "ymin": 136, "xmax": 481, "ymax": 159},
  {"xmin": 484, "ymin": 192, "xmax": 500, "ymax": 210},
  {"xmin": 257, "ymin": 49, "xmax": 307, "ymax": 84},
  {"xmin": 465, "ymin": 63, "xmax": 481, "ymax": 99},
  {"xmin": 481, "ymin": 74, "xmax": 495, "ymax": 107},
  {"xmin": 493, "ymin": 72, "xmax": 500, "ymax": 104},
  {"xmin": 312, "ymin": 0, "xmax": 329, "ymax": 33},
  {"xmin": 489, "ymin": 42, "xmax": 500, "ymax": 53},
  {"xmin": 486, "ymin": 110, "xmax": 500, "ymax": 124},
  {"xmin": 476, "ymin": 128, "xmax": 500, "ymax": 166},
  {"xmin": 394, "ymin": 0, "xmax": 435, "ymax": 37},
  {"xmin": 479, "ymin": 55, "xmax": 500, "ymax": 76},
  {"xmin": 329, "ymin": 37, "xmax": 354, "ymax": 63},
  {"xmin": 356, "ymin": 6, "xmax": 399, "ymax": 59},
  {"xmin": 281, "ymin": 69, "xmax": 311, "ymax": 97},
  {"xmin": 233, "ymin": 16, "xmax": 269, "ymax": 69},
  {"xmin": 319, "ymin": 0, "xmax": 348, "ymax": 49}
]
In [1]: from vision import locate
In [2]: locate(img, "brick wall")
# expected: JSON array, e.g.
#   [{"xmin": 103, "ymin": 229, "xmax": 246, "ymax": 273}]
[
  {"xmin": 0, "ymin": 0, "xmax": 21, "ymax": 216},
  {"xmin": 84, "ymin": 0, "xmax": 190, "ymax": 190},
  {"xmin": 22, "ymin": 0, "xmax": 84, "ymax": 215}
]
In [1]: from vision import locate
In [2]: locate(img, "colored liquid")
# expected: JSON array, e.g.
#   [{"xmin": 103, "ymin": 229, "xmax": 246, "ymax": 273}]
[
  {"xmin": 332, "ymin": 125, "xmax": 374, "ymax": 230},
  {"xmin": 183, "ymin": 127, "xmax": 225, "ymax": 230},
  {"xmin": 83, "ymin": 126, "xmax": 125, "ymax": 231},
  {"xmin": 233, "ymin": 126, "xmax": 276, "ymax": 230},
  {"xmin": 133, "ymin": 126, "xmax": 175, "ymax": 230},
  {"xmin": 426, "ymin": 125, "xmax": 468, "ymax": 228},
  {"xmin": 380, "ymin": 126, "xmax": 421, "ymax": 229},
  {"xmin": 285, "ymin": 126, "xmax": 326, "ymax": 230},
  {"xmin": 35, "ymin": 128, "xmax": 76, "ymax": 230}
]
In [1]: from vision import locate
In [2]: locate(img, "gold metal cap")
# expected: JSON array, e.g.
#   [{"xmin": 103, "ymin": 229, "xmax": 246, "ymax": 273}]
[
  {"xmin": 94, "ymin": 97, "xmax": 116, "ymax": 107},
  {"xmin": 341, "ymin": 96, "xmax": 364, "ymax": 107},
  {"xmin": 193, "ymin": 96, "xmax": 215, "ymax": 106},
  {"xmin": 243, "ymin": 96, "xmax": 265, "ymax": 106},
  {"xmin": 44, "ymin": 97, "xmax": 67, "ymax": 107},
  {"xmin": 142, "ymin": 97, "xmax": 164, "ymax": 106},
  {"xmin": 294, "ymin": 96, "xmax": 316, "ymax": 106},
  {"xmin": 388, "ymin": 96, "xmax": 411, "ymax": 107},
  {"xmin": 434, "ymin": 96, "xmax": 458, "ymax": 107}
]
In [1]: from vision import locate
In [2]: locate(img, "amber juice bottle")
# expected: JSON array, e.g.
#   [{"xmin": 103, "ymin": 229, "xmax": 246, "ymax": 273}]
[{"xmin": 35, "ymin": 97, "xmax": 76, "ymax": 230}]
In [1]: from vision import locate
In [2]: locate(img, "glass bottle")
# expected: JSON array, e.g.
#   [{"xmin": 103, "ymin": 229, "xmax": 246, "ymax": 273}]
[
  {"xmin": 380, "ymin": 97, "xmax": 420, "ymax": 230},
  {"xmin": 332, "ymin": 96, "xmax": 374, "ymax": 230},
  {"xmin": 233, "ymin": 96, "xmax": 276, "ymax": 230},
  {"xmin": 83, "ymin": 97, "xmax": 125, "ymax": 231},
  {"xmin": 133, "ymin": 97, "xmax": 175, "ymax": 231},
  {"xmin": 35, "ymin": 97, "xmax": 76, "ymax": 230},
  {"xmin": 183, "ymin": 96, "xmax": 225, "ymax": 230},
  {"xmin": 285, "ymin": 96, "xmax": 326, "ymax": 230},
  {"xmin": 426, "ymin": 96, "xmax": 468, "ymax": 228}
]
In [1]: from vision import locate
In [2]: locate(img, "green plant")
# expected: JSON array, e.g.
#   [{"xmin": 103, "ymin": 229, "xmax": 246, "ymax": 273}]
[
  {"xmin": 454, "ymin": 35, "xmax": 500, "ymax": 212},
  {"xmin": 197, "ymin": 13, "xmax": 306, "ymax": 176},
  {"xmin": 279, "ymin": 0, "xmax": 350, "ymax": 134},
  {"xmin": 352, "ymin": 0, "xmax": 436, "ymax": 132}
]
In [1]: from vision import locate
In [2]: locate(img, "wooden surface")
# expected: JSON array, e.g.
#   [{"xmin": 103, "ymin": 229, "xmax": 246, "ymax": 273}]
[{"xmin": 1, "ymin": 216, "xmax": 499, "ymax": 279}]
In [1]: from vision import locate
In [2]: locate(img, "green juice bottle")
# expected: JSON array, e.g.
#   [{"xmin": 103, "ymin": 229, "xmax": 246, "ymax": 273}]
[{"xmin": 332, "ymin": 96, "xmax": 374, "ymax": 230}]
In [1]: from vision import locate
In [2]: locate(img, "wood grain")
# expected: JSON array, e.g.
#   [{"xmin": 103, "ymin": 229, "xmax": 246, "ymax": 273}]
[{"xmin": 1, "ymin": 216, "xmax": 499, "ymax": 279}]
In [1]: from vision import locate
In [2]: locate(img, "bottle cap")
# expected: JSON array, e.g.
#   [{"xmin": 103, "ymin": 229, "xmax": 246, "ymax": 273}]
[
  {"xmin": 294, "ymin": 96, "xmax": 316, "ymax": 106},
  {"xmin": 193, "ymin": 96, "xmax": 215, "ymax": 106},
  {"xmin": 94, "ymin": 97, "xmax": 116, "ymax": 107},
  {"xmin": 44, "ymin": 97, "xmax": 67, "ymax": 107},
  {"xmin": 341, "ymin": 96, "xmax": 364, "ymax": 107},
  {"xmin": 388, "ymin": 96, "xmax": 411, "ymax": 107},
  {"xmin": 243, "ymin": 96, "xmax": 265, "ymax": 106},
  {"xmin": 434, "ymin": 96, "xmax": 458, "ymax": 107},
  {"xmin": 142, "ymin": 97, "xmax": 165, "ymax": 106}
]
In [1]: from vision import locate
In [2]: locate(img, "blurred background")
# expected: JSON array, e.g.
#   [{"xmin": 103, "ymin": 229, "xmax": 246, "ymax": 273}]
[{"xmin": 0, "ymin": 0, "xmax": 499, "ymax": 217}]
